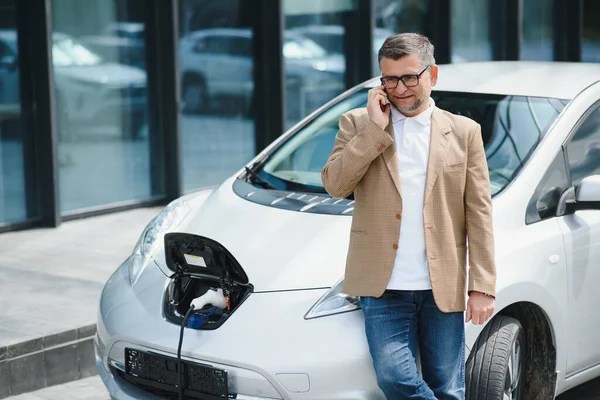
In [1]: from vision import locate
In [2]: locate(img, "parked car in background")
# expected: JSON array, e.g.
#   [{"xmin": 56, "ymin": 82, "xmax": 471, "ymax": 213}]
[
  {"xmin": 179, "ymin": 28, "xmax": 345, "ymax": 119},
  {"xmin": 95, "ymin": 61, "xmax": 600, "ymax": 399},
  {"xmin": 0, "ymin": 30, "xmax": 147, "ymax": 140},
  {"xmin": 80, "ymin": 22, "xmax": 146, "ymax": 69},
  {"xmin": 288, "ymin": 24, "xmax": 395, "ymax": 73},
  {"xmin": 289, "ymin": 24, "xmax": 469, "ymax": 65}
]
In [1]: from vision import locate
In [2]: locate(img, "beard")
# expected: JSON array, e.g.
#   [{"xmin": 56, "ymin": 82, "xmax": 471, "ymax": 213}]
[{"xmin": 392, "ymin": 97, "xmax": 424, "ymax": 114}]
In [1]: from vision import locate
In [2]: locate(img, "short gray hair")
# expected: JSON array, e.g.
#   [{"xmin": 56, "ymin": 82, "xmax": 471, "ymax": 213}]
[{"xmin": 378, "ymin": 33, "xmax": 435, "ymax": 68}]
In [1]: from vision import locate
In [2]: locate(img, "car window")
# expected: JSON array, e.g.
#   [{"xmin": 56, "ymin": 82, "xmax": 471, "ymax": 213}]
[
  {"xmin": 0, "ymin": 41, "xmax": 14, "ymax": 59},
  {"xmin": 304, "ymin": 33, "xmax": 343, "ymax": 54},
  {"xmin": 114, "ymin": 29, "xmax": 143, "ymax": 41},
  {"xmin": 229, "ymin": 37, "xmax": 251, "ymax": 57},
  {"xmin": 258, "ymin": 89, "xmax": 565, "ymax": 196},
  {"xmin": 194, "ymin": 36, "xmax": 231, "ymax": 55},
  {"xmin": 525, "ymin": 150, "xmax": 570, "ymax": 224},
  {"xmin": 566, "ymin": 104, "xmax": 600, "ymax": 186}
]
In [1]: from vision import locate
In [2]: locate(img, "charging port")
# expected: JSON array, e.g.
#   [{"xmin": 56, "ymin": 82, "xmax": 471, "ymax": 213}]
[{"xmin": 162, "ymin": 232, "xmax": 253, "ymax": 330}]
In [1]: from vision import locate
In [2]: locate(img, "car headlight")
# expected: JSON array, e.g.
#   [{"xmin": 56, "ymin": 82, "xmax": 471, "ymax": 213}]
[
  {"xmin": 304, "ymin": 278, "xmax": 361, "ymax": 319},
  {"xmin": 129, "ymin": 198, "xmax": 191, "ymax": 285}
]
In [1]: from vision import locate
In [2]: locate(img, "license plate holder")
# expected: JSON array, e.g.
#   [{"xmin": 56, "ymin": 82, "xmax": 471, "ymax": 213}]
[{"xmin": 124, "ymin": 348, "xmax": 229, "ymax": 399}]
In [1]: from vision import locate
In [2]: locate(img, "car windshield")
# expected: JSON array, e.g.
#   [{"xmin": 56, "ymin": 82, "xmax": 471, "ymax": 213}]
[
  {"xmin": 258, "ymin": 88, "xmax": 566, "ymax": 197},
  {"xmin": 52, "ymin": 37, "xmax": 103, "ymax": 66}
]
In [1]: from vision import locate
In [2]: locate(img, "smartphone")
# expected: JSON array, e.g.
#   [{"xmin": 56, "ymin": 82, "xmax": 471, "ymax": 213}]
[{"xmin": 380, "ymin": 87, "xmax": 390, "ymax": 112}]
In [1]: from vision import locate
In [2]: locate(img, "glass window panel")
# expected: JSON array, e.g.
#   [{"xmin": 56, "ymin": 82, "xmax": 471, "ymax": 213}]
[
  {"xmin": 52, "ymin": 0, "xmax": 153, "ymax": 212},
  {"xmin": 373, "ymin": 0, "xmax": 426, "ymax": 72},
  {"xmin": 567, "ymin": 106, "xmax": 600, "ymax": 185},
  {"xmin": 179, "ymin": 0, "xmax": 256, "ymax": 193},
  {"xmin": 582, "ymin": 0, "xmax": 600, "ymax": 62},
  {"xmin": 284, "ymin": 1, "xmax": 354, "ymax": 127},
  {"xmin": 451, "ymin": 0, "xmax": 492, "ymax": 62},
  {"xmin": 521, "ymin": 0, "xmax": 554, "ymax": 60},
  {"xmin": 0, "ymin": 1, "xmax": 36, "ymax": 224}
]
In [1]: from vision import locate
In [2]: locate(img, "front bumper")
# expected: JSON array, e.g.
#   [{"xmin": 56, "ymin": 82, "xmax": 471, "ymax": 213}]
[{"xmin": 96, "ymin": 259, "xmax": 384, "ymax": 399}]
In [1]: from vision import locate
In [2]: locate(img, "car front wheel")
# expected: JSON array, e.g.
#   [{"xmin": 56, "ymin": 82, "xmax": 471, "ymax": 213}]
[
  {"xmin": 182, "ymin": 75, "xmax": 208, "ymax": 114},
  {"xmin": 466, "ymin": 315, "xmax": 526, "ymax": 400}
]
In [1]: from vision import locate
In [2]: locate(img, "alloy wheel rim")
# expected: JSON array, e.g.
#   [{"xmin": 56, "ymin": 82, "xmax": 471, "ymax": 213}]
[{"xmin": 504, "ymin": 338, "xmax": 522, "ymax": 400}]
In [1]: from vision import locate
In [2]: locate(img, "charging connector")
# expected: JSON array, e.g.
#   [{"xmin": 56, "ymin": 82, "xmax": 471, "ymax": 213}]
[
  {"xmin": 176, "ymin": 287, "xmax": 229, "ymax": 400},
  {"xmin": 190, "ymin": 287, "xmax": 227, "ymax": 311}
]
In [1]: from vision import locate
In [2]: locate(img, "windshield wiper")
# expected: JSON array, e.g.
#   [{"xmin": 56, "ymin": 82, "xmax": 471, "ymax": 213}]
[{"xmin": 244, "ymin": 166, "xmax": 277, "ymax": 190}]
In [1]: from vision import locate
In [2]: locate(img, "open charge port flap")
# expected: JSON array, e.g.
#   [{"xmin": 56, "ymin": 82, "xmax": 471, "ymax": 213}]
[{"xmin": 163, "ymin": 232, "xmax": 253, "ymax": 330}]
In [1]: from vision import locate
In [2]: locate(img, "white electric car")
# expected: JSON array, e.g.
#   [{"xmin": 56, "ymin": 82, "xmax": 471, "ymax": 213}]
[{"xmin": 96, "ymin": 61, "xmax": 600, "ymax": 400}]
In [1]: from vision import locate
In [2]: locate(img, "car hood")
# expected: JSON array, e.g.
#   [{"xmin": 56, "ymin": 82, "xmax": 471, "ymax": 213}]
[
  {"xmin": 152, "ymin": 178, "xmax": 352, "ymax": 292},
  {"xmin": 55, "ymin": 63, "xmax": 146, "ymax": 86}
]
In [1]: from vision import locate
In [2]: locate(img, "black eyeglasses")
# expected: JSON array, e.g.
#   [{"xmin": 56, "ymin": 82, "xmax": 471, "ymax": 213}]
[{"xmin": 380, "ymin": 65, "xmax": 430, "ymax": 89}]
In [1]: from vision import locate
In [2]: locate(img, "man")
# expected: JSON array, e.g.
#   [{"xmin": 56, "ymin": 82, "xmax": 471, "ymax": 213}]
[{"xmin": 321, "ymin": 33, "xmax": 496, "ymax": 399}]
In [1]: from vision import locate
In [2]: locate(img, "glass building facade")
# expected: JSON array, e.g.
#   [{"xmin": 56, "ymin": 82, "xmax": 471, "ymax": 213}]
[{"xmin": 0, "ymin": 0, "xmax": 597, "ymax": 232}]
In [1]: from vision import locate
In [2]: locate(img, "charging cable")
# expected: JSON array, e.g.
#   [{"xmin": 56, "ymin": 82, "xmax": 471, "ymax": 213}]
[{"xmin": 176, "ymin": 289, "xmax": 228, "ymax": 400}]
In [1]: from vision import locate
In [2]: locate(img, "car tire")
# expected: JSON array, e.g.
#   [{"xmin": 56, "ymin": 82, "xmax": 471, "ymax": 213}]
[
  {"xmin": 182, "ymin": 75, "xmax": 208, "ymax": 115},
  {"xmin": 466, "ymin": 316, "xmax": 526, "ymax": 400}
]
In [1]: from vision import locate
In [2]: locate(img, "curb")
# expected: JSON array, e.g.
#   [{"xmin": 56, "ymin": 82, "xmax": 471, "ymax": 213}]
[{"xmin": 0, "ymin": 324, "xmax": 97, "ymax": 399}]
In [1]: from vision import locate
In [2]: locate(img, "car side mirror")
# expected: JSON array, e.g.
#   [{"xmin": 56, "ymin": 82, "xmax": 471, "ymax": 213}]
[
  {"xmin": 575, "ymin": 175, "xmax": 600, "ymax": 209},
  {"xmin": 557, "ymin": 174, "xmax": 600, "ymax": 216}
]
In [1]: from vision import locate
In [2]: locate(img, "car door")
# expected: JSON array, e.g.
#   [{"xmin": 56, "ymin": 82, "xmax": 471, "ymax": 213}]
[
  {"xmin": 183, "ymin": 34, "xmax": 230, "ymax": 97},
  {"xmin": 200, "ymin": 35, "xmax": 245, "ymax": 98},
  {"xmin": 556, "ymin": 103, "xmax": 600, "ymax": 376}
]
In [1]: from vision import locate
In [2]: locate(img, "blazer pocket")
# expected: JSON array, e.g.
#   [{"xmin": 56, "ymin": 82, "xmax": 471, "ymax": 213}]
[{"xmin": 444, "ymin": 160, "xmax": 466, "ymax": 172}]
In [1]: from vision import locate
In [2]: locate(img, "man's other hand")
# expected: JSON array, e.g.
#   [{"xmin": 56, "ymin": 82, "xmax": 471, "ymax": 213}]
[{"xmin": 465, "ymin": 291, "xmax": 495, "ymax": 325}]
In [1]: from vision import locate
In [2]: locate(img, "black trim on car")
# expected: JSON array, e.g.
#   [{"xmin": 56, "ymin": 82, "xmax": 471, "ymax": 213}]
[{"xmin": 232, "ymin": 178, "xmax": 355, "ymax": 216}]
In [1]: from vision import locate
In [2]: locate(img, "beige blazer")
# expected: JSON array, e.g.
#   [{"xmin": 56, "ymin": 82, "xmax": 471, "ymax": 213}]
[{"xmin": 321, "ymin": 106, "xmax": 496, "ymax": 313}]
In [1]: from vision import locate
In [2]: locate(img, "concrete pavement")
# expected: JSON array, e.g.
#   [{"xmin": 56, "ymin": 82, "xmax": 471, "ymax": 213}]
[
  {"xmin": 4, "ymin": 376, "xmax": 109, "ymax": 400},
  {"xmin": 0, "ymin": 206, "xmax": 162, "ymax": 398}
]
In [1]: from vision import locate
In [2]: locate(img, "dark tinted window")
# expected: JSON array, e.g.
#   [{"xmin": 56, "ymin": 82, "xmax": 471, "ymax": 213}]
[
  {"xmin": 566, "ymin": 105, "xmax": 600, "ymax": 185},
  {"xmin": 526, "ymin": 150, "xmax": 570, "ymax": 224},
  {"xmin": 229, "ymin": 37, "xmax": 251, "ymax": 57}
]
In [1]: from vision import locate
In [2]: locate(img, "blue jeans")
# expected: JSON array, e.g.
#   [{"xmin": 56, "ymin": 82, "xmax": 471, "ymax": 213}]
[{"xmin": 361, "ymin": 290, "xmax": 465, "ymax": 400}]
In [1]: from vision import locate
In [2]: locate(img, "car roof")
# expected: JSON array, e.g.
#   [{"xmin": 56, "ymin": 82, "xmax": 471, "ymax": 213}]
[
  {"xmin": 291, "ymin": 25, "xmax": 394, "ymax": 37},
  {"xmin": 184, "ymin": 28, "xmax": 308, "ymax": 42},
  {"xmin": 366, "ymin": 61, "xmax": 600, "ymax": 99},
  {"xmin": 186, "ymin": 28, "xmax": 253, "ymax": 40},
  {"xmin": 107, "ymin": 22, "xmax": 144, "ymax": 32}
]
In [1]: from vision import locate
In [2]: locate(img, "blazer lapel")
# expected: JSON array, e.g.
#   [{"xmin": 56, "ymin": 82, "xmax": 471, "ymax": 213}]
[
  {"xmin": 424, "ymin": 107, "xmax": 452, "ymax": 205},
  {"xmin": 381, "ymin": 113, "xmax": 403, "ymax": 198}
]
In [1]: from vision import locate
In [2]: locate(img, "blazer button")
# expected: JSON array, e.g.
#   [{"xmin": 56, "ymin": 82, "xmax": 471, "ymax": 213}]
[
  {"xmin": 396, "ymin": 212, "xmax": 402, "ymax": 220},
  {"xmin": 392, "ymin": 244, "xmax": 398, "ymax": 250}
]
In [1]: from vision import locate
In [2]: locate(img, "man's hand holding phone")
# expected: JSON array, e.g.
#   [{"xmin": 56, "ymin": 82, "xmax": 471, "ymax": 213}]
[{"xmin": 367, "ymin": 86, "xmax": 391, "ymax": 130}]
